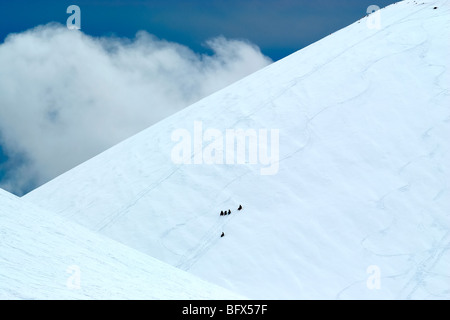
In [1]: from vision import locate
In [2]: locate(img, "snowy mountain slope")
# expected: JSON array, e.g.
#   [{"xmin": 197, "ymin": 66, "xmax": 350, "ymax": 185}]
[
  {"xmin": 0, "ymin": 188, "xmax": 243, "ymax": 299},
  {"xmin": 25, "ymin": 0, "xmax": 450, "ymax": 299}
]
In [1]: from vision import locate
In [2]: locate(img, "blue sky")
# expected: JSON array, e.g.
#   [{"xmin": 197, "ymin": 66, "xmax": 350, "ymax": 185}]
[
  {"xmin": 1, "ymin": 0, "xmax": 398, "ymax": 60},
  {"xmin": 0, "ymin": 0, "xmax": 398, "ymax": 195}
]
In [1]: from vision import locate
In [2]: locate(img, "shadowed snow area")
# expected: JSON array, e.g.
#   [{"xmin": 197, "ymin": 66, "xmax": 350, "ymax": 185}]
[{"xmin": 0, "ymin": 189, "xmax": 243, "ymax": 299}]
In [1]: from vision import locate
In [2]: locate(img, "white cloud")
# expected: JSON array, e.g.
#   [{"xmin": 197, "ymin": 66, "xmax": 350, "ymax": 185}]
[{"xmin": 0, "ymin": 24, "xmax": 272, "ymax": 195}]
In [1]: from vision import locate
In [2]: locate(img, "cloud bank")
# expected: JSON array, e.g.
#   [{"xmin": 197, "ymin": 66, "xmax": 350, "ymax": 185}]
[{"xmin": 0, "ymin": 24, "xmax": 272, "ymax": 195}]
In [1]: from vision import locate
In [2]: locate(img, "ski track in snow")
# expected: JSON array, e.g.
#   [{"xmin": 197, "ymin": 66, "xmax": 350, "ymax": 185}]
[
  {"xmin": 398, "ymin": 231, "xmax": 450, "ymax": 299},
  {"xmin": 160, "ymin": 172, "xmax": 249, "ymax": 266},
  {"xmin": 94, "ymin": 166, "xmax": 182, "ymax": 232},
  {"xmin": 175, "ymin": 210, "xmax": 240, "ymax": 271}
]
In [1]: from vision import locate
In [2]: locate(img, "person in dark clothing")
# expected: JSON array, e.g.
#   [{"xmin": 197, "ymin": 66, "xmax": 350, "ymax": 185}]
[
  {"xmin": 228, "ymin": 209, "xmax": 231, "ymax": 215},
  {"xmin": 220, "ymin": 210, "xmax": 224, "ymax": 216},
  {"xmin": 221, "ymin": 232, "xmax": 225, "ymax": 237},
  {"xmin": 238, "ymin": 205, "xmax": 243, "ymax": 211}
]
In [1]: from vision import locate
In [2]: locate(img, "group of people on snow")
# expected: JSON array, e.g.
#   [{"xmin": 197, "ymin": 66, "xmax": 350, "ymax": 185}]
[
  {"xmin": 219, "ymin": 205, "xmax": 243, "ymax": 217},
  {"xmin": 220, "ymin": 205, "xmax": 243, "ymax": 238}
]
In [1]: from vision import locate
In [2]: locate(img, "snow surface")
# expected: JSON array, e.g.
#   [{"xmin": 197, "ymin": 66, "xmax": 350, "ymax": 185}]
[
  {"xmin": 25, "ymin": 0, "xmax": 450, "ymax": 299},
  {"xmin": 0, "ymin": 188, "xmax": 243, "ymax": 299}
]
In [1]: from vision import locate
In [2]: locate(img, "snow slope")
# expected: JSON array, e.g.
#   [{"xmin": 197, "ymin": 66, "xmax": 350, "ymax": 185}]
[
  {"xmin": 0, "ymin": 188, "xmax": 243, "ymax": 299},
  {"xmin": 25, "ymin": 0, "xmax": 450, "ymax": 299}
]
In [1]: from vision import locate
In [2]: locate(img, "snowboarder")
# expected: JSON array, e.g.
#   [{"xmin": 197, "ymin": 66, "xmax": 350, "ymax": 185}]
[
  {"xmin": 221, "ymin": 232, "xmax": 225, "ymax": 237},
  {"xmin": 220, "ymin": 210, "xmax": 224, "ymax": 216},
  {"xmin": 228, "ymin": 209, "xmax": 231, "ymax": 215},
  {"xmin": 238, "ymin": 205, "xmax": 243, "ymax": 211}
]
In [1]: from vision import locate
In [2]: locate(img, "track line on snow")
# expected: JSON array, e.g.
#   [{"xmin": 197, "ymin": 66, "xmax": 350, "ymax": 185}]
[
  {"xmin": 95, "ymin": 166, "xmax": 182, "ymax": 232},
  {"xmin": 175, "ymin": 210, "xmax": 240, "ymax": 271},
  {"xmin": 398, "ymin": 231, "xmax": 450, "ymax": 299}
]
